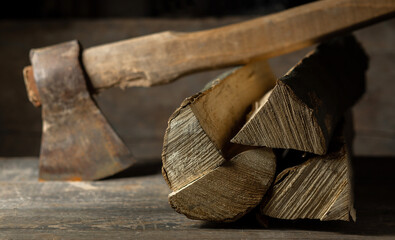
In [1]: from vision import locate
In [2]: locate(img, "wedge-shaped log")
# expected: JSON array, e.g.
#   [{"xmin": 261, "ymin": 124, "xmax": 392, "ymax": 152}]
[
  {"xmin": 31, "ymin": 41, "xmax": 135, "ymax": 181},
  {"xmin": 232, "ymin": 35, "xmax": 368, "ymax": 155},
  {"xmin": 261, "ymin": 120, "xmax": 356, "ymax": 221},
  {"xmin": 162, "ymin": 61, "xmax": 276, "ymax": 221}
]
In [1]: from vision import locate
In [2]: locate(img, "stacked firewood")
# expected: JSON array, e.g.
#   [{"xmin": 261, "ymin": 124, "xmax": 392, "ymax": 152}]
[{"xmin": 162, "ymin": 35, "xmax": 367, "ymax": 223}]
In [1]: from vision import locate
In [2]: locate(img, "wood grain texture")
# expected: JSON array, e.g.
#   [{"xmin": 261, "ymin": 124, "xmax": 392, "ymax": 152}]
[
  {"xmin": 162, "ymin": 61, "xmax": 276, "ymax": 221},
  {"xmin": 232, "ymin": 35, "xmax": 367, "ymax": 155},
  {"xmin": 169, "ymin": 148, "xmax": 276, "ymax": 222},
  {"xmin": 162, "ymin": 106, "xmax": 225, "ymax": 191},
  {"xmin": 261, "ymin": 122, "xmax": 355, "ymax": 221},
  {"xmin": 81, "ymin": 0, "xmax": 395, "ymax": 89},
  {"xmin": 162, "ymin": 61, "xmax": 275, "ymax": 191},
  {"xmin": 190, "ymin": 61, "xmax": 276, "ymax": 152},
  {"xmin": 0, "ymin": 157, "xmax": 394, "ymax": 239}
]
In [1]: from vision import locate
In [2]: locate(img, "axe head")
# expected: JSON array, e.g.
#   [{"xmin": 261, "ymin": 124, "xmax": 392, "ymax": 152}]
[{"xmin": 30, "ymin": 40, "xmax": 135, "ymax": 181}]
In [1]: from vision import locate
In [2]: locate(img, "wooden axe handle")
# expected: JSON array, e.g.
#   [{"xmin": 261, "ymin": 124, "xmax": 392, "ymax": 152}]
[{"xmin": 25, "ymin": 0, "xmax": 395, "ymax": 105}]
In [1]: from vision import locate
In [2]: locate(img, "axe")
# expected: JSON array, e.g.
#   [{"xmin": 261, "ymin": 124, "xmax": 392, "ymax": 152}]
[{"xmin": 23, "ymin": 0, "xmax": 395, "ymax": 181}]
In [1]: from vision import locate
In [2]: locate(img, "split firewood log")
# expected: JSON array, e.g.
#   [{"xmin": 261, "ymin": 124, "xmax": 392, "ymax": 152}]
[
  {"xmin": 232, "ymin": 35, "xmax": 368, "ymax": 155},
  {"xmin": 162, "ymin": 36, "xmax": 366, "ymax": 223},
  {"xmin": 261, "ymin": 117, "xmax": 356, "ymax": 221},
  {"xmin": 169, "ymin": 148, "xmax": 276, "ymax": 222},
  {"xmin": 162, "ymin": 61, "xmax": 277, "ymax": 221}
]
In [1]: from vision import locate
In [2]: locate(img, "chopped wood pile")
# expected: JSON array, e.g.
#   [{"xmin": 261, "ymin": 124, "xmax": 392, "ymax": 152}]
[{"xmin": 162, "ymin": 35, "xmax": 367, "ymax": 223}]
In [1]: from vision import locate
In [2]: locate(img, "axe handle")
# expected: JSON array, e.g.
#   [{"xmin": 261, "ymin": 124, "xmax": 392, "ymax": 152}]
[
  {"xmin": 25, "ymin": 0, "xmax": 395, "ymax": 104},
  {"xmin": 83, "ymin": 0, "xmax": 395, "ymax": 89}
]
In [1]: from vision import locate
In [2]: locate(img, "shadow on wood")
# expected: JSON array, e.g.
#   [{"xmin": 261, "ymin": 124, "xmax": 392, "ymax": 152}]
[{"xmin": 198, "ymin": 157, "xmax": 395, "ymax": 236}]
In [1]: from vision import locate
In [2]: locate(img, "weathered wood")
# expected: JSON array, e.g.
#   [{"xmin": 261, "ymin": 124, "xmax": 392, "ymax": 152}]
[
  {"xmin": 0, "ymin": 157, "xmax": 394, "ymax": 239},
  {"xmin": 232, "ymin": 35, "xmax": 368, "ymax": 155},
  {"xmin": 261, "ymin": 120, "xmax": 355, "ymax": 221},
  {"xmin": 0, "ymin": 157, "xmax": 38, "ymax": 181},
  {"xmin": 162, "ymin": 61, "xmax": 276, "ymax": 221},
  {"xmin": 162, "ymin": 60, "xmax": 276, "ymax": 191},
  {"xmin": 82, "ymin": 0, "xmax": 395, "ymax": 89},
  {"xmin": 169, "ymin": 148, "xmax": 276, "ymax": 222}
]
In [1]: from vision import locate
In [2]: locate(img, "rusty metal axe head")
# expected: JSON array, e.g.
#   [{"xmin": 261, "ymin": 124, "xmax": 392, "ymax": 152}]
[{"xmin": 25, "ymin": 40, "xmax": 134, "ymax": 181}]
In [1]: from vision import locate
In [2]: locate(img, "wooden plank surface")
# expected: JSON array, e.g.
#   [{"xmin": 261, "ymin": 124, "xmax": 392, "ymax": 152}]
[{"xmin": 0, "ymin": 157, "xmax": 394, "ymax": 239}]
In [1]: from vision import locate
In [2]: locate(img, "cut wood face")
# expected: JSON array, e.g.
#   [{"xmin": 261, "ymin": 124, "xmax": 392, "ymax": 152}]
[
  {"xmin": 162, "ymin": 61, "xmax": 277, "ymax": 221},
  {"xmin": 169, "ymin": 148, "xmax": 276, "ymax": 222},
  {"xmin": 162, "ymin": 106, "xmax": 225, "ymax": 192},
  {"xmin": 261, "ymin": 123, "xmax": 356, "ymax": 221},
  {"xmin": 190, "ymin": 61, "xmax": 277, "ymax": 152},
  {"xmin": 162, "ymin": 61, "xmax": 276, "ymax": 192},
  {"xmin": 232, "ymin": 35, "xmax": 368, "ymax": 155}
]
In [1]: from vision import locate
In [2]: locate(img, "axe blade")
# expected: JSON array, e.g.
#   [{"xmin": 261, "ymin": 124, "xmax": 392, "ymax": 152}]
[{"xmin": 30, "ymin": 40, "xmax": 135, "ymax": 181}]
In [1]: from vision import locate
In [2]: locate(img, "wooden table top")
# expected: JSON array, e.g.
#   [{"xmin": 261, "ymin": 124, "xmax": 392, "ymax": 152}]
[{"xmin": 0, "ymin": 157, "xmax": 394, "ymax": 239}]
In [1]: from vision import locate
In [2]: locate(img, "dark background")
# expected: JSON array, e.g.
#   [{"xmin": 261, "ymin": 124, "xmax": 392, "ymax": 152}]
[
  {"xmin": 0, "ymin": 0, "xmax": 394, "ymax": 159},
  {"xmin": 1, "ymin": 0, "xmax": 314, "ymax": 19}
]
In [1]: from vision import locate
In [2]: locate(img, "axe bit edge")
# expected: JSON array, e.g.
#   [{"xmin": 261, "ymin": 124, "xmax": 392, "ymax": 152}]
[{"xmin": 30, "ymin": 40, "xmax": 135, "ymax": 181}]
